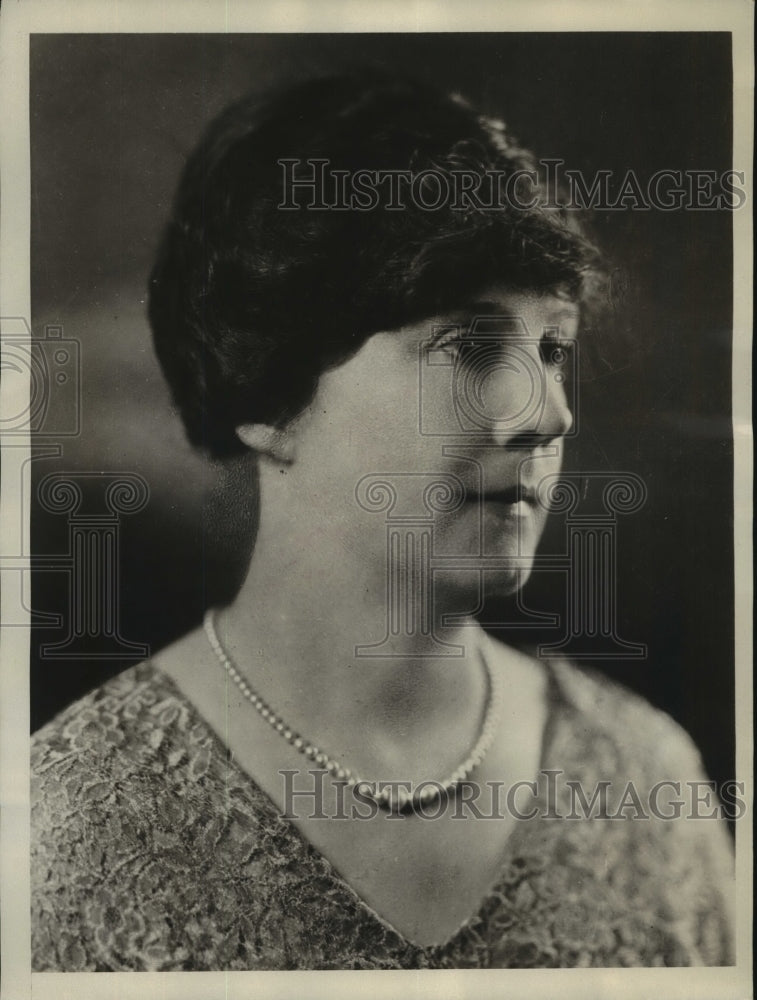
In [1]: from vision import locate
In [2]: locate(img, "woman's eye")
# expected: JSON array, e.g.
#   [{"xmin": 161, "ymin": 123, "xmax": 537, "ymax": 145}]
[
  {"xmin": 427, "ymin": 328, "xmax": 469, "ymax": 361},
  {"xmin": 437, "ymin": 336, "xmax": 465, "ymax": 358},
  {"xmin": 540, "ymin": 334, "xmax": 574, "ymax": 367},
  {"xmin": 429, "ymin": 326, "xmax": 575, "ymax": 369}
]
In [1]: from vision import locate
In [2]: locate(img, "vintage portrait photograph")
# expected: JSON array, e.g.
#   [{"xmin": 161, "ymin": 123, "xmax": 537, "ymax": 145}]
[{"xmin": 0, "ymin": 3, "xmax": 752, "ymax": 999}]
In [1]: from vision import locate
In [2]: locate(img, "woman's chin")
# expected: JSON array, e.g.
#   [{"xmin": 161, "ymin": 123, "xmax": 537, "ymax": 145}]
[
  {"xmin": 434, "ymin": 563, "xmax": 534, "ymax": 616},
  {"xmin": 485, "ymin": 564, "xmax": 535, "ymax": 599}
]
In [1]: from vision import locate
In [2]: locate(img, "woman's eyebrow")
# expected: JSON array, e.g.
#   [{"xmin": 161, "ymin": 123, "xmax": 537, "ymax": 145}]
[
  {"xmin": 547, "ymin": 303, "xmax": 581, "ymax": 323},
  {"xmin": 431, "ymin": 301, "xmax": 509, "ymax": 328},
  {"xmin": 455, "ymin": 299, "xmax": 503, "ymax": 316},
  {"xmin": 445, "ymin": 299, "xmax": 581, "ymax": 327}
]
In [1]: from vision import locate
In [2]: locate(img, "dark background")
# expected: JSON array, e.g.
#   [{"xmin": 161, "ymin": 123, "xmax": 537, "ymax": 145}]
[{"xmin": 30, "ymin": 34, "xmax": 735, "ymax": 796}]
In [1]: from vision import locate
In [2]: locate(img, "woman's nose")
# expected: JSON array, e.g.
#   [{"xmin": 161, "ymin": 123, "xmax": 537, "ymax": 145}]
[
  {"xmin": 538, "ymin": 374, "xmax": 574, "ymax": 441},
  {"xmin": 482, "ymin": 357, "xmax": 573, "ymax": 449}
]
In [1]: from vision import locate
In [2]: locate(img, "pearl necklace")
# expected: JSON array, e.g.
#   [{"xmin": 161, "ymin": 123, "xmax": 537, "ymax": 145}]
[{"xmin": 203, "ymin": 608, "xmax": 502, "ymax": 813}]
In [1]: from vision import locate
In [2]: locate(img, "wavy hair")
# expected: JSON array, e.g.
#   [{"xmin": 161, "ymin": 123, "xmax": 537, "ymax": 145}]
[{"xmin": 149, "ymin": 73, "xmax": 603, "ymax": 457}]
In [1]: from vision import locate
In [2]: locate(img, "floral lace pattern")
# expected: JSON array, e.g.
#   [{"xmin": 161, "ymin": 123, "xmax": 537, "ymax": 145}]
[{"xmin": 31, "ymin": 657, "xmax": 734, "ymax": 970}]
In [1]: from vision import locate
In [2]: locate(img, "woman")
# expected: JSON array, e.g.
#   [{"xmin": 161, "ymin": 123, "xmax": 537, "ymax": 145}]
[{"xmin": 31, "ymin": 75, "xmax": 734, "ymax": 970}]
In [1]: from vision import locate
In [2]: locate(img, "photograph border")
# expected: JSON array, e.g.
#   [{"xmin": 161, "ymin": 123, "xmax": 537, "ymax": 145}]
[{"xmin": 1, "ymin": 2, "xmax": 753, "ymax": 999}]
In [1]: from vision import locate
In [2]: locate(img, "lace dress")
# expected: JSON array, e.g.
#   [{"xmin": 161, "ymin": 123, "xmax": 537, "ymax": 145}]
[{"xmin": 31, "ymin": 655, "xmax": 734, "ymax": 970}]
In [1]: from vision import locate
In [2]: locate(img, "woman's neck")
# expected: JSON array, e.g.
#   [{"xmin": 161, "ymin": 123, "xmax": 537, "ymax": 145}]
[{"xmin": 218, "ymin": 488, "xmax": 492, "ymax": 778}]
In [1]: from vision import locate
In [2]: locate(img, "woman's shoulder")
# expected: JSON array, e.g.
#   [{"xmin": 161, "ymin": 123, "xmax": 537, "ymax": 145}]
[
  {"xmin": 32, "ymin": 661, "xmax": 188, "ymax": 782},
  {"xmin": 34, "ymin": 660, "xmax": 166, "ymax": 732},
  {"xmin": 484, "ymin": 637, "xmax": 729, "ymax": 822},
  {"xmin": 30, "ymin": 656, "xmax": 272, "ymax": 820},
  {"xmin": 31, "ymin": 660, "xmax": 211, "ymax": 857},
  {"xmin": 544, "ymin": 655, "xmax": 710, "ymax": 777},
  {"xmin": 482, "ymin": 644, "xmax": 736, "ymax": 966},
  {"xmin": 30, "ymin": 659, "xmax": 301, "ymax": 971}
]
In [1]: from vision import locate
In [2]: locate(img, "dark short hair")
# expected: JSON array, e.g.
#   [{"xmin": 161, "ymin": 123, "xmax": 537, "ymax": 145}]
[{"xmin": 149, "ymin": 73, "xmax": 602, "ymax": 458}]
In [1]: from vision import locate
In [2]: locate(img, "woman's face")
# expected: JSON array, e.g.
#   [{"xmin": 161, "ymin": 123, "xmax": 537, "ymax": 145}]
[{"xmin": 283, "ymin": 285, "xmax": 577, "ymax": 609}]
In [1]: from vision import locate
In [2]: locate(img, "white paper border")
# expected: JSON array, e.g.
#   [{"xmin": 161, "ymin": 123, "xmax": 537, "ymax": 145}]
[{"xmin": 1, "ymin": 2, "xmax": 752, "ymax": 999}]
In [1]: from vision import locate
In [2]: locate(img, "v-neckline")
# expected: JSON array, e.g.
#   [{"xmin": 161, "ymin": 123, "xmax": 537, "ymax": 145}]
[{"xmin": 146, "ymin": 644, "xmax": 568, "ymax": 956}]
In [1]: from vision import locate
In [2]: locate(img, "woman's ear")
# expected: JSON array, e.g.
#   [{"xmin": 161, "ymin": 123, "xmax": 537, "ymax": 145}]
[{"xmin": 235, "ymin": 423, "xmax": 296, "ymax": 464}]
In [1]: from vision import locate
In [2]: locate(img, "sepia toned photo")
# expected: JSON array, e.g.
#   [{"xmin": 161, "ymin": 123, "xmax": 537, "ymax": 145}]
[{"xmin": 1, "ymin": 4, "xmax": 752, "ymax": 999}]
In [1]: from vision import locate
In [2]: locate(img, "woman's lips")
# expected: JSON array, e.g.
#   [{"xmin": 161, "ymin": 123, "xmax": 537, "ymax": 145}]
[
  {"xmin": 464, "ymin": 485, "xmax": 539, "ymax": 518},
  {"xmin": 465, "ymin": 485, "xmax": 538, "ymax": 505}
]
